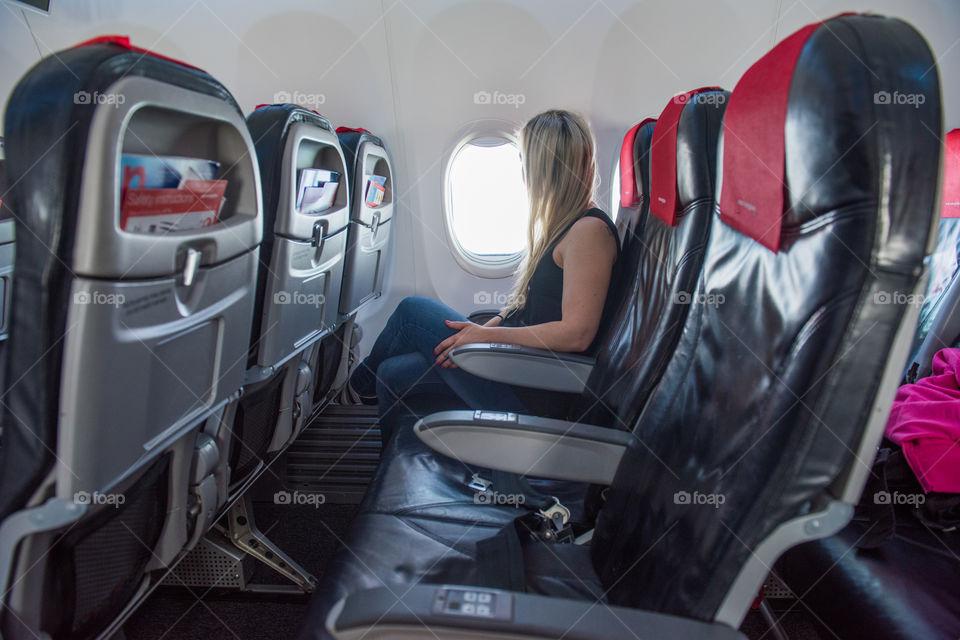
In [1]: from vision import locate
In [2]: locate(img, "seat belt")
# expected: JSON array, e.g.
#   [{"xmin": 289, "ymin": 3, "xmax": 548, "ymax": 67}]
[
  {"xmin": 476, "ymin": 516, "xmax": 527, "ymax": 591},
  {"xmin": 474, "ymin": 485, "xmax": 578, "ymax": 592}
]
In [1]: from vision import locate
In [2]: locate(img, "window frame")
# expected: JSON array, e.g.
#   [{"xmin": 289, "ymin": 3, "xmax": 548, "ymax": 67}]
[
  {"xmin": 442, "ymin": 123, "xmax": 527, "ymax": 279},
  {"xmin": 610, "ymin": 153, "xmax": 622, "ymax": 222}
]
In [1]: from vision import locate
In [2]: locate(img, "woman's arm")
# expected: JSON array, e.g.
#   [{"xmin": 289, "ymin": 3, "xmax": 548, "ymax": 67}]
[{"xmin": 435, "ymin": 217, "xmax": 617, "ymax": 367}]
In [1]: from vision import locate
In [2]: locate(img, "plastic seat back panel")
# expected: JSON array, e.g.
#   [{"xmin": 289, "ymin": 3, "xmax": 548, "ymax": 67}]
[
  {"xmin": 246, "ymin": 108, "xmax": 351, "ymax": 367},
  {"xmin": 338, "ymin": 134, "xmax": 394, "ymax": 316}
]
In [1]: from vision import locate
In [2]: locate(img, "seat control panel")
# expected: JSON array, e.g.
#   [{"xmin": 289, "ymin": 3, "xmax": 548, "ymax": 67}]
[{"xmin": 431, "ymin": 586, "xmax": 513, "ymax": 621}]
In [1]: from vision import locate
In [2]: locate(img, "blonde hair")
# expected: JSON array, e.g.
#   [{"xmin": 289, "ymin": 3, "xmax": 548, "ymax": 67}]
[{"xmin": 505, "ymin": 109, "xmax": 597, "ymax": 315}]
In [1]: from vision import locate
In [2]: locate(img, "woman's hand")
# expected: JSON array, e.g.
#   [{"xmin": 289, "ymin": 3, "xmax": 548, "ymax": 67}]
[{"xmin": 434, "ymin": 320, "xmax": 490, "ymax": 368}]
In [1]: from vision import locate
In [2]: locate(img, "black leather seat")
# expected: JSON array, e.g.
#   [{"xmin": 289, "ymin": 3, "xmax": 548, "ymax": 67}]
[
  {"xmin": 301, "ymin": 14, "xmax": 940, "ymax": 639},
  {"xmin": 774, "ymin": 128, "xmax": 960, "ymax": 640},
  {"xmin": 574, "ymin": 88, "xmax": 724, "ymax": 430}
]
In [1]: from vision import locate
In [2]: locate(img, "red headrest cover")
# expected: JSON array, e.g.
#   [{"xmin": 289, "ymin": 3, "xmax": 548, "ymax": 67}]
[
  {"xmin": 942, "ymin": 129, "xmax": 960, "ymax": 218},
  {"xmin": 649, "ymin": 87, "xmax": 723, "ymax": 226},
  {"xmin": 73, "ymin": 35, "xmax": 203, "ymax": 71},
  {"xmin": 717, "ymin": 17, "xmax": 853, "ymax": 251},
  {"xmin": 620, "ymin": 118, "xmax": 656, "ymax": 208}
]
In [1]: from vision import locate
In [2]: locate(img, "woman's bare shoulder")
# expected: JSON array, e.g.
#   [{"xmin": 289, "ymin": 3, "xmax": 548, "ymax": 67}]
[
  {"xmin": 566, "ymin": 214, "xmax": 617, "ymax": 247},
  {"xmin": 556, "ymin": 214, "xmax": 617, "ymax": 267}
]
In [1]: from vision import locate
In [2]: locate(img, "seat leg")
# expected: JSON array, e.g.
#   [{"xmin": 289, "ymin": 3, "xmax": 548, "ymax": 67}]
[
  {"xmin": 758, "ymin": 599, "xmax": 789, "ymax": 640},
  {"xmin": 225, "ymin": 495, "xmax": 317, "ymax": 593}
]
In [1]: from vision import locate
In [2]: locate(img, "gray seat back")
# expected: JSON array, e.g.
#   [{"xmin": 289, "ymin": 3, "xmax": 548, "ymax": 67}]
[
  {"xmin": 336, "ymin": 129, "xmax": 394, "ymax": 317},
  {"xmin": 220, "ymin": 106, "xmax": 352, "ymax": 494},
  {"xmin": 0, "ymin": 38, "xmax": 261, "ymax": 639}
]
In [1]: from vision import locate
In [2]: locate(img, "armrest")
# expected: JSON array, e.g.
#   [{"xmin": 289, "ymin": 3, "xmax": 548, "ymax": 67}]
[
  {"xmin": 414, "ymin": 410, "xmax": 631, "ymax": 484},
  {"xmin": 450, "ymin": 343, "xmax": 593, "ymax": 393},
  {"xmin": 326, "ymin": 585, "xmax": 746, "ymax": 640}
]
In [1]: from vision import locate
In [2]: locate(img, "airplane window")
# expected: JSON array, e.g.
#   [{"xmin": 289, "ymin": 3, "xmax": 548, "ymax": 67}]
[
  {"xmin": 611, "ymin": 158, "xmax": 621, "ymax": 222},
  {"xmin": 447, "ymin": 137, "xmax": 528, "ymax": 260}
]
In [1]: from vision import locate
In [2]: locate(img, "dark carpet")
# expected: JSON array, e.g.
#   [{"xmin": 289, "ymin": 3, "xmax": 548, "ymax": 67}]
[{"xmin": 123, "ymin": 502, "xmax": 358, "ymax": 640}]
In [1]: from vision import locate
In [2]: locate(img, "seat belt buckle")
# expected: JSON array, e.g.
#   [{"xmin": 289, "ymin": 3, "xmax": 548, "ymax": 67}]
[
  {"xmin": 536, "ymin": 498, "xmax": 574, "ymax": 543},
  {"xmin": 467, "ymin": 472, "xmax": 492, "ymax": 493}
]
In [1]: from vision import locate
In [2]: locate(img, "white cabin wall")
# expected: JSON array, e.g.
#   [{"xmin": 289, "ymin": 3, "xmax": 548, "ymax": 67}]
[{"xmin": 1, "ymin": 0, "xmax": 959, "ymax": 356}]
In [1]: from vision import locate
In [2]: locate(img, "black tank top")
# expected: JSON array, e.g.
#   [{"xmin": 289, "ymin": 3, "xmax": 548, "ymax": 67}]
[{"xmin": 502, "ymin": 208, "xmax": 620, "ymax": 354}]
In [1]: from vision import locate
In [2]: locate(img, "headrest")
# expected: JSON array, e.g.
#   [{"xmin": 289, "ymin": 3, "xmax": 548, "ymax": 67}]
[
  {"xmin": 73, "ymin": 35, "xmax": 203, "ymax": 71},
  {"xmin": 249, "ymin": 103, "xmax": 333, "ymax": 134},
  {"xmin": 246, "ymin": 103, "xmax": 334, "ymax": 235},
  {"xmin": 254, "ymin": 103, "xmax": 333, "ymax": 127},
  {"xmin": 942, "ymin": 129, "xmax": 960, "ymax": 218},
  {"xmin": 337, "ymin": 128, "xmax": 386, "ymax": 168},
  {"xmin": 336, "ymin": 126, "xmax": 372, "ymax": 135},
  {"xmin": 620, "ymin": 119, "xmax": 656, "ymax": 208},
  {"xmin": 649, "ymin": 87, "xmax": 723, "ymax": 225},
  {"xmin": 718, "ymin": 15, "xmax": 860, "ymax": 251}
]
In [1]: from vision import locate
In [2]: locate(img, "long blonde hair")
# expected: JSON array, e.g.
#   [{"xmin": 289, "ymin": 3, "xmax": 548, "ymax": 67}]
[{"xmin": 505, "ymin": 109, "xmax": 597, "ymax": 315}]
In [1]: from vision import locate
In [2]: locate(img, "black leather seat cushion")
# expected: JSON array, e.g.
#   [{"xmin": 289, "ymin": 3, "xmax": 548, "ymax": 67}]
[
  {"xmin": 297, "ymin": 402, "xmax": 594, "ymax": 640},
  {"xmin": 776, "ymin": 522, "xmax": 960, "ymax": 640}
]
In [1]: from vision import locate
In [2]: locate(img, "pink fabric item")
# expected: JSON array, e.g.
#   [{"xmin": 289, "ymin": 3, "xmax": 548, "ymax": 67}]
[{"xmin": 885, "ymin": 348, "xmax": 960, "ymax": 493}]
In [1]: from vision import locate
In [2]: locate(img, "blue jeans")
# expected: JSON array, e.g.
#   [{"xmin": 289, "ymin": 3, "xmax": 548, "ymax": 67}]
[{"xmin": 350, "ymin": 297, "xmax": 526, "ymax": 438}]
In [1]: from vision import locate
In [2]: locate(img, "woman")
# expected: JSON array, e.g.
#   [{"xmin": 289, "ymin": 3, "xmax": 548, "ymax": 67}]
[{"xmin": 348, "ymin": 109, "xmax": 619, "ymax": 434}]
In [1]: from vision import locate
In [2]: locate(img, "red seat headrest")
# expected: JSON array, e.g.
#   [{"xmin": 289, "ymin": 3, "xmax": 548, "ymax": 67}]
[
  {"xmin": 942, "ymin": 128, "xmax": 960, "ymax": 218},
  {"xmin": 649, "ymin": 87, "xmax": 723, "ymax": 226},
  {"xmin": 620, "ymin": 118, "xmax": 656, "ymax": 208},
  {"xmin": 718, "ymin": 15, "xmax": 854, "ymax": 251}
]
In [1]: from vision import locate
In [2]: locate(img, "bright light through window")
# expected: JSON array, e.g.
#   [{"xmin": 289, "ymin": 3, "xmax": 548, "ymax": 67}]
[
  {"xmin": 611, "ymin": 158, "xmax": 621, "ymax": 222},
  {"xmin": 448, "ymin": 138, "xmax": 528, "ymax": 257}
]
